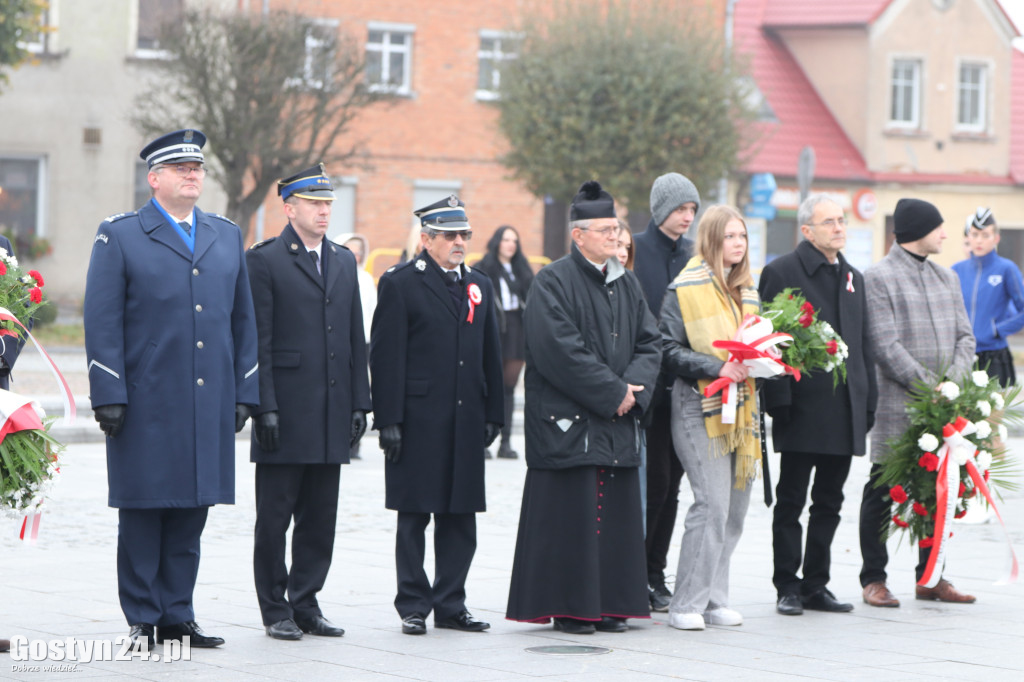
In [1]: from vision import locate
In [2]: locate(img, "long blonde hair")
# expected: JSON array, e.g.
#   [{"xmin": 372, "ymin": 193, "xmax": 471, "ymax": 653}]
[{"xmin": 696, "ymin": 205, "xmax": 752, "ymax": 309}]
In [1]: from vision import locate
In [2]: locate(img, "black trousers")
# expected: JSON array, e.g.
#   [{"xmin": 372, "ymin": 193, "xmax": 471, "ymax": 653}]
[
  {"xmin": 253, "ymin": 463, "xmax": 341, "ymax": 625},
  {"xmin": 644, "ymin": 396, "xmax": 684, "ymax": 583},
  {"xmin": 117, "ymin": 506, "xmax": 209, "ymax": 626},
  {"xmin": 395, "ymin": 511, "xmax": 477, "ymax": 620},
  {"xmin": 859, "ymin": 463, "xmax": 929, "ymax": 586},
  {"xmin": 772, "ymin": 452, "xmax": 852, "ymax": 597},
  {"xmin": 978, "ymin": 347, "xmax": 1016, "ymax": 387}
]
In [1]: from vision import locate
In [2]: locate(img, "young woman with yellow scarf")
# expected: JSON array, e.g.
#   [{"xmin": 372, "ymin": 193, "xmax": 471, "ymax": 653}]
[{"xmin": 658, "ymin": 205, "xmax": 761, "ymax": 631}]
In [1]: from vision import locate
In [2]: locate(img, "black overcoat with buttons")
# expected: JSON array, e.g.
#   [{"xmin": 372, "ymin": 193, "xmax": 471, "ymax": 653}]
[
  {"xmin": 246, "ymin": 223, "xmax": 371, "ymax": 464},
  {"xmin": 522, "ymin": 245, "xmax": 662, "ymax": 470},
  {"xmin": 758, "ymin": 239, "xmax": 877, "ymax": 456},
  {"xmin": 369, "ymin": 250, "xmax": 504, "ymax": 514},
  {"xmin": 84, "ymin": 200, "xmax": 259, "ymax": 508}
]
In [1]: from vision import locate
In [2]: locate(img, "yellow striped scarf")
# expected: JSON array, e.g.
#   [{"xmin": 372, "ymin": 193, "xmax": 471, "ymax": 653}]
[{"xmin": 673, "ymin": 257, "xmax": 761, "ymax": 489}]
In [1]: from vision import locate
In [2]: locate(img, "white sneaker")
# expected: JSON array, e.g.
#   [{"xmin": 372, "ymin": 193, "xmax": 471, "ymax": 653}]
[
  {"xmin": 703, "ymin": 607, "xmax": 742, "ymax": 626},
  {"xmin": 668, "ymin": 612, "xmax": 705, "ymax": 630}
]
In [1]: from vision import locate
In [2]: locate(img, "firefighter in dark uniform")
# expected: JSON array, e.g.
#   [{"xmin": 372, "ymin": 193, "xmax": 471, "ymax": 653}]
[
  {"xmin": 370, "ymin": 195, "xmax": 504, "ymax": 635},
  {"xmin": 84, "ymin": 129, "xmax": 259, "ymax": 649},
  {"xmin": 246, "ymin": 164, "xmax": 371, "ymax": 640}
]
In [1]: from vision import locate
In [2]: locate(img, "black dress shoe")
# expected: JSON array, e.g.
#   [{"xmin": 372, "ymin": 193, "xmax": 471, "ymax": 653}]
[
  {"xmin": 296, "ymin": 615, "xmax": 344, "ymax": 637},
  {"xmin": 157, "ymin": 621, "xmax": 224, "ymax": 648},
  {"xmin": 435, "ymin": 610, "xmax": 490, "ymax": 632},
  {"xmin": 776, "ymin": 593, "xmax": 803, "ymax": 616},
  {"xmin": 552, "ymin": 617, "xmax": 596, "ymax": 634},
  {"xmin": 128, "ymin": 624, "xmax": 155, "ymax": 648},
  {"xmin": 595, "ymin": 616, "xmax": 627, "ymax": 633},
  {"xmin": 802, "ymin": 588, "xmax": 854, "ymax": 613},
  {"xmin": 402, "ymin": 614, "xmax": 427, "ymax": 635},
  {"xmin": 265, "ymin": 619, "xmax": 303, "ymax": 640}
]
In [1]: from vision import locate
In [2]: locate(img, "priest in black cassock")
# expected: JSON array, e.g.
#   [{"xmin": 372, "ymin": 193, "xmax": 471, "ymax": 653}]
[{"xmin": 506, "ymin": 181, "xmax": 662, "ymax": 634}]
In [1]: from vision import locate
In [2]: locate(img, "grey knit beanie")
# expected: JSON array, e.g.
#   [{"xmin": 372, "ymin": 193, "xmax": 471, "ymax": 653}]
[{"xmin": 650, "ymin": 173, "xmax": 700, "ymax": 228}]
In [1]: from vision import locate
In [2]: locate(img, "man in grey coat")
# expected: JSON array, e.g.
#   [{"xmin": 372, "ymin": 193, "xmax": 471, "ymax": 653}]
[{"xmin": 860, "ymin": 198, "xmax": 976, "ymax": 607}]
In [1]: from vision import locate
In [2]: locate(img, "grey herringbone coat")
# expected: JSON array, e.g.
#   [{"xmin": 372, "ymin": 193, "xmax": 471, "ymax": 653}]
[{"xmin": 865, "ymin": 245, "xmax": 975, "ymax": 462}]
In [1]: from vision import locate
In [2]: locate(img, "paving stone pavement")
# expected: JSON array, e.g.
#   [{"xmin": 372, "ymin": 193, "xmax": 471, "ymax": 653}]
[{"xmin": 2, "ymin": 350, "xmax": 1024, "ymax": 680}]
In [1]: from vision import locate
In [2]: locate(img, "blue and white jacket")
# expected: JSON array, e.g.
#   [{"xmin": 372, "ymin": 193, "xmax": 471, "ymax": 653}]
[{"xmin": 952, "ymin": 250, "xmax": 1024, "ymax": 352}]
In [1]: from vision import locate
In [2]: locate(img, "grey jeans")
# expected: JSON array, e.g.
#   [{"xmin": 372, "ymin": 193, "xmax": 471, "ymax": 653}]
[{"xmin": 668, "ymin": 378, "xmax": 752, "ymax": 615}]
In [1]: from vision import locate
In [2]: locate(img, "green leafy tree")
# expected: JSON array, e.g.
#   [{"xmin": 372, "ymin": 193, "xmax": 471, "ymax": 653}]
[
  {"xmin": 497, "ymin": 0, "xmax": 756, "ymax": 210},
  {"xmin": 133, "ymin": 8, "xmax": 387, "ymax": 237},
  {"xmin": 0, "ymin": 0, "xmax": 48, "ymax": 91}
]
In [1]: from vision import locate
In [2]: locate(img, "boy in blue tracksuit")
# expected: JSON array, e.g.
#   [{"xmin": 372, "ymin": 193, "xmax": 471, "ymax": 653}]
[{"xmin": 951, "ymin": 207, "xmax": 1024, "ymax": 386}]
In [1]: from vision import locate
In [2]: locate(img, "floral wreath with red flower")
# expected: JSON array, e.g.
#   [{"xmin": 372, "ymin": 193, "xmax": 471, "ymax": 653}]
[
  {"xmin": 760, "ymin": 287, "xmax": 848, "ymax": 387},
  {"xmin": 876, "ymin": 367, "xmax": 1021, "ymax": 550},
  {"xmin": 0, "ymin": 250, "xmax": 62, "ymax": 517}
]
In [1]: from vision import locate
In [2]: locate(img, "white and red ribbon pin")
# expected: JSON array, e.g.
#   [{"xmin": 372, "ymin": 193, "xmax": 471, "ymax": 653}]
[
  {"xmin": 467, "ymin": 283, "xmax": 482, "ymax": 323},
  {"xmin": 846, "ymin": 272, "xmax": 855, "ymax": 293}
]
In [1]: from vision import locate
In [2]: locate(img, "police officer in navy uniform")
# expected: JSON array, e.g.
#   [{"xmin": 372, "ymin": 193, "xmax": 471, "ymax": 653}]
[
  {"xmin": 370, "ymin": 195, "xmax": 504, "ymax": 635},
  {"xmin": 84, "ymin": 129, "xmax": 259, "ymax": 649},
  {"xmin": 247, "ymin": 164, "xmax": 371, "ymax": 641}
]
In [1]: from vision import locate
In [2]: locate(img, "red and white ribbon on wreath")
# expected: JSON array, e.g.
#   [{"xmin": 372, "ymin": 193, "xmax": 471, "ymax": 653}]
[
  {"xmin": 919, "ymin": 416, "xmax": 1018, "ymax": 587},
  {"xmin": 0, "ymin": 306, "xmax": 75, "ymax": 425},
  {"xmin": 704, "ymin": 314, "xmax": 801, "ymax": 424},
  {"xmin": 466, "ymin": 283, "xmax": 482, "ymax": 324}
]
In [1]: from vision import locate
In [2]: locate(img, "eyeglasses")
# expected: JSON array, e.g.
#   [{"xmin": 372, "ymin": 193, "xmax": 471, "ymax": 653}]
[
  {"xmin": 157, "ymin": 164, "xmax": 206, "ymax": 178},
  {"xmin": 809, "ymin": 216, "xmax": 847, "ymax": 228},
  {"xmin": 580, "ymin": 226, "xmax": 618, "ymax": 236},
  {"xmin": 435, "ymin": 230, "xmax": 472, "ymax": 242}
]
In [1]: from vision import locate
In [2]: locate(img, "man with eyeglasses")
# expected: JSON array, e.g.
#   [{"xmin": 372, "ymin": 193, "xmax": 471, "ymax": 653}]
[
  {"xmin": 506, "ymin": 181, "xmax": 661, "ymax": 634},
  {"xmin": 758, "ymin": 194, "xmax": 877, "ymax": 616},
  {"xmin": 370, "ymin": 194, "xmax": 503, "ymax": 635},
  {"xmin": 84, "ymin": 129, "xmax": 259, "ymax": 649}
]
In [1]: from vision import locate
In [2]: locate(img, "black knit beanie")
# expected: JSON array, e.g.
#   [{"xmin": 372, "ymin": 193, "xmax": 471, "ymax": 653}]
[{"xmin": 893, "ymin": 198, "xmax": 943, "ymax": 244}]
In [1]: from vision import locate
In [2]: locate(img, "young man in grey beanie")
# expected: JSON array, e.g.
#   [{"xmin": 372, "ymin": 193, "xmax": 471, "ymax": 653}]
[
  {"xmin": 859, "ymin": 198, "xmax": 976, "ymax": 607},
  {"xmin": 633, "ymin": 171, "xmax": 700, "ymax": 611}
]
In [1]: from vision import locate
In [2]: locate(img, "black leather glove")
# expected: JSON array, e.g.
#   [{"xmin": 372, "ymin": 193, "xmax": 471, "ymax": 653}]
[
  {"xmin": 484, "ymin": 422, "xmax": 501, "ymax": 448},
  {"xmin": 379, "ymin": 424, "xmax": 402, "ymax": 463},
  {"xmin": 94, "ymin": 404, "xmax": 126, "ymax": 438},
  {"xmin": 254, "ymin": 411, "xmax": 280, "ymax": 451},
  {"xmin": 866, "ymin": 411, "xmax": 876, "ymax": 432},
  {"xmin": 350, "ymin": 410, "xmax": 367, "ymax": 447},
  {"xmin": 235, "ymin": 404, "xmax": 252, "ymax": 433}
]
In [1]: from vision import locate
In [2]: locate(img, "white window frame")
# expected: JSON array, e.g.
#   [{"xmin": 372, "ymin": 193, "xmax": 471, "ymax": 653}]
[
  {"xmin": 955, "ymin": 59, "xmax": 990, "ymax": 134},
  {"xmin": 889, "ymin": 57, "xmax": 922, "ymax": 129},
  {"xmin": 327, "ymin": 176, "xmax": 358, "ymax": 241},
  {"xmin": 16, "ymin": 1, "xmax": 56, "ymax": 55},
  {"xmin": 132, "ymin": 0, "xmax": 182, "ymax": 60},
  {"xmin": 475, "ymin": 30, "xmax": 520, "ymax": 101},
  {"xmin": 285, "ymin": 18, "xmax": 340, "ymax": 90},
  {"xmin": 0, "ymin": 155, "xmax": 48, "ymax": 240},
  {"xmin": 366, "ymin": 21, "xmax": 415, "ymax": 95}
]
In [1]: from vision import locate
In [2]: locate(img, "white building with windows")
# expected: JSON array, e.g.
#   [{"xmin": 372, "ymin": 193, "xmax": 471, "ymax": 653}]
[{"xmin": 0, "ymin": 0, "xmax": 232, "ymax": 302}]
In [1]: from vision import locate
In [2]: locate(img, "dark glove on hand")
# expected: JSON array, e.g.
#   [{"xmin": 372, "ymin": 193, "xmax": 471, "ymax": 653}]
[
  {"xmin": 235, "ymin": 404, "xmax": 252, "ymax": 433},
  {"xmin": 484, "ymin": 422, "xmax": 501, "ymax": 448},
  {"xmin": 767, "ymin": 406, "xmax": 790, "ymax": 424},
  {"xmin": 380, "ymin": 424, "xmax": 402, "ymax": 463},
  {"xmin": 866, "ymin": 411, "xmax": 876, "ymax": 432},
  {"xmin": 254, "ymin": 411, "xmax": 280, "ymax": 451},
  {"xmin": 350, "ymin": 410, "xmax": 367, "ymax": 447},
  {"xmin": 94, "ymin": 404, "xmax": 126, "ymax": 438}
]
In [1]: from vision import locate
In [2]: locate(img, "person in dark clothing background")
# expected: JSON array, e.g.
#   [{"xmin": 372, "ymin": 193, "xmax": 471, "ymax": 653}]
[
  {"xmin": 474, "ymin": 225, "xmax": 534, "ymax": 459},
  {"xmin": 632, "ymin": 172, "xmax": 699, "ymax": 611}
]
